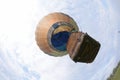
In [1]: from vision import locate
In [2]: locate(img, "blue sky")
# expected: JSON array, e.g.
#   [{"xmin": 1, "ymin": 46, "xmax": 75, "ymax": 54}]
[{"xmin": 0, "ymin": 0, "xmax": 120, "ymax": 80}]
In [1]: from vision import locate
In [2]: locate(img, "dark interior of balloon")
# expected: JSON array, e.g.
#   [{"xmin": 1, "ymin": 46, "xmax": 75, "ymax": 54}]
[{"xmin": 51, "ymin": 31, "xmax": 70, "ymax": 51}]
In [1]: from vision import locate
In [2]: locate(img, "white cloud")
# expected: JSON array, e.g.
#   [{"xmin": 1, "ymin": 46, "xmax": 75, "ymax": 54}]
[{"xmin": 0, "ymin": 0, "xmax": 119, "ymax": 80}]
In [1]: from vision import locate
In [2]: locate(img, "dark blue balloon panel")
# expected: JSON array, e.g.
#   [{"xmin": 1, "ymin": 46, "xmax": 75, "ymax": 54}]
[{"xmin": 51, "ymin": 31, "xmax": 70, "ymax": 51}]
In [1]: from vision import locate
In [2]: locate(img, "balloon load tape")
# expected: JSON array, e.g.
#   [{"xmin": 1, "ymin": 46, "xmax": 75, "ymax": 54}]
[{"xmin": 67, "ymin": 32, "xmax": 101, "ymax": 63}]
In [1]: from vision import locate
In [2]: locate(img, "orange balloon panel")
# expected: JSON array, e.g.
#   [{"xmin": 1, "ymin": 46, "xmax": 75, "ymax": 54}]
[{"xmin": 35, "ymin": 12, "xmax": 79, "ymax": 57}]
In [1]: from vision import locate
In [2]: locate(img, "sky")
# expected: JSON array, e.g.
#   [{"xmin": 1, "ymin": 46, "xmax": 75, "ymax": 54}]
[{"xmin": 0, "ymin": 0, "xmax": 120, "ymax": 80}]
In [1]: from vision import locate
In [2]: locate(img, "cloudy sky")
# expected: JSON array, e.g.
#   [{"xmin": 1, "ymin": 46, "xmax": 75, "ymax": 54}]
[{"xmin": 0, "ymin": 0, "xmax": 120, "ymax": 80}]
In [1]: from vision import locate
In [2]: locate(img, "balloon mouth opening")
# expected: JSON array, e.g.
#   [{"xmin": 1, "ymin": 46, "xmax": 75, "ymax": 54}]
[
  {"xmin": 51, "ymin": 31, "xmax": 70, "ymax": 51},
  {"xmin": 47, "ymin": 21, "xmax": 78, "ymax": 52}
]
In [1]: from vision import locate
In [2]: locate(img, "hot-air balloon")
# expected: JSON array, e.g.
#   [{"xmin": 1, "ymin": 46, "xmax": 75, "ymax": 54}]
[{"xmin": 35, "ymin": 12, "xmax": 101, "ymax": 63}]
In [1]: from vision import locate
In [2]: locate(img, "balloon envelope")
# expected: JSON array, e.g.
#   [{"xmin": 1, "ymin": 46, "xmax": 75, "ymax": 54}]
[{"xmin": 35, "ymin": 12, "xmax": 79, "ymax": 56}]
